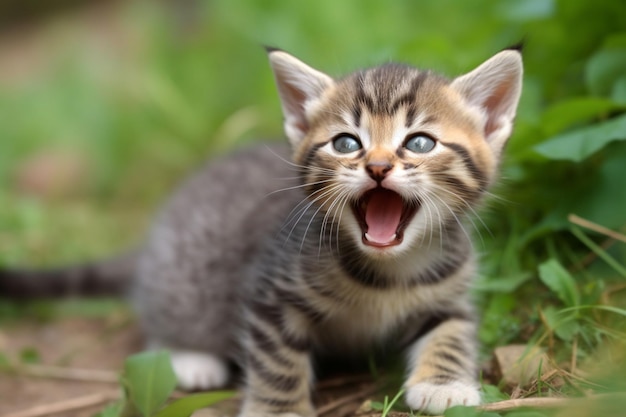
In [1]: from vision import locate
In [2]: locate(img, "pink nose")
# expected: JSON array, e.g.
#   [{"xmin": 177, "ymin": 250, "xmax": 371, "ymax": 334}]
[{"xmin": 366, "ymin": 162, "xmax": 393, "ymax": 181}]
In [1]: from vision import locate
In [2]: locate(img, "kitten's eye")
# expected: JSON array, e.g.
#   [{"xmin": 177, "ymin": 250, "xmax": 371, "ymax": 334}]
[
  {"xmin": 405, "ymin": 134, "xmax": 436, "ymax": 154},
  {"xmin": 332, "ymin": 135, "xmax": 362, "ymax": 154}
]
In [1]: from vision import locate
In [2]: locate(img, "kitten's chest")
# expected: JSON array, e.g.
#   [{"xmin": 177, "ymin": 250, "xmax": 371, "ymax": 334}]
[{"xmin": 306, "ymin": 267, "xmax": 442, "ymax": 352}]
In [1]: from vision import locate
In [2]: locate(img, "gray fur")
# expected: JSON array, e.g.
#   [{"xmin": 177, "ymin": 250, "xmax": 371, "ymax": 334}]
[{"xmin": 133, "ymin": 143, "xmax": 301, "ymax": 355}]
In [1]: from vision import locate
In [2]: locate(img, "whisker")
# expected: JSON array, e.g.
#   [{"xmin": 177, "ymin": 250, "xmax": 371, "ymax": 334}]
[
  {"xmin": 265, "ymin": 178, "xmax": 335, "ymax": 198},
  {"xmin": 320, "ymin": 188, "xmax": 343, "ymax": 246},
  {"xmin": 320, "ymin": 187, "xmax": 350, "ymax": 256},
  {"xmin": 284, "ymin": 183, "xmax": 343, "ymax": 249},
  {"xmin": 298, "ymin": 186, "xmax": 344, "ymax": 253},
  {"xmin": 428, "ymin": 183, "xmax": 491, "ymax": 242},
  {"xmin": 280, "ymin": 182, "xmax": 339, "ymax": 234},
  {"xmin": 280, "ymin": 190, "xmax": 328, "ymax": 242},
  {"xmin": 415, "ymin": 191, "xmax": 441, "ymax": 250},
  {"xmin": 426, "ymin": 191, "xmax": 472, "ymax": 247},
  {"xmin": 333, "ymin": 192, "xmax": 352, "ymax": 255},
  {"xmin": 324, "ymin": 188, "xmax": 347, "ymax": 253}
]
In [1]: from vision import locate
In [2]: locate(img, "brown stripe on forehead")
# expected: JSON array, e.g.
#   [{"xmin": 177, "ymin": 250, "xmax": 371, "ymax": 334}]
[
  {"xmin": 354, "ymin": 71, "xmax": 375, "ymax": 116},
  {"xmin": 352, "ymin": 103, "xmax": 362, "ymax": 128},
  {"xmin": 352, "ymin": 66, "xmax": 413, "ymax": 116},
  {"xmin": 390, "ymin": 71, "xmax": 428, "ymax": 114},
  {"xmin": 349, "ymin": 65, "xmax": 449, "ymax": 116}
]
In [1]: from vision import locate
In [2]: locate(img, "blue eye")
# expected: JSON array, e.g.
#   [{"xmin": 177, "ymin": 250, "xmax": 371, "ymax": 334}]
[
  {"xmin": 405, "ymin": 134, "xmax": 436, "ymax": 153},
  {"xmin": 333, "ymin": 135, "xmax": 362, "ymax": 154}
]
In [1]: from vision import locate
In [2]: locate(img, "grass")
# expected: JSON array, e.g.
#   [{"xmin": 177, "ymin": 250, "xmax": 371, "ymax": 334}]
[{"xmin": 1, "ymin": 0, "xmax": 625, "ymax": 416}]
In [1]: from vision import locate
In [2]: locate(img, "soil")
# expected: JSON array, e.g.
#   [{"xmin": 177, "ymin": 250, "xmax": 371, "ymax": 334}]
[
  {"xmin": 0, "ymin": 311, "xmax": 386, "ymax": 417},
  {"xmin": 0, "ymin": 311, "xmax": 141, "ymax": 417}
]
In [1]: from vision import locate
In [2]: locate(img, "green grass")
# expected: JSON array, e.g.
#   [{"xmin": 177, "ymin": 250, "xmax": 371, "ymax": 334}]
[{"xmin": 1, "ymin": 0, "xmax": 626, "ymax": 415}]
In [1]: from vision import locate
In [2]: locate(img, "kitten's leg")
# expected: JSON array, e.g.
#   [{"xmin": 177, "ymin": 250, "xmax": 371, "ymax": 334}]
[
  {"xmin": 239, "ymin": 304, "xmax": 315, "ymax": 417},
  {"xmin": 404, "ymin": 315, "xmax": 481, "ymax": 415}
]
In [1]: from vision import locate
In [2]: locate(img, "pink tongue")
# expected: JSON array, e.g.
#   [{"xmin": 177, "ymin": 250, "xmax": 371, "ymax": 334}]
[{"xmin": 364, "ymin": 189, "xmax": 403, "ymax": 244}]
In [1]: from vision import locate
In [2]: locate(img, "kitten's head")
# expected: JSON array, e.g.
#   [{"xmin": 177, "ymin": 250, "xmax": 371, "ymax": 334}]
[{"xmin": 268, "ymin": 48, "xmax": 522, "ymax": 257}]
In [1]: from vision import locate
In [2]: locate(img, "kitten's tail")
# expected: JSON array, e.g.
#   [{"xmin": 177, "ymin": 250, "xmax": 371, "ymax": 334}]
[{"xmin": 0, "ymin": 251, "xmax": 138, "ymax": 298}]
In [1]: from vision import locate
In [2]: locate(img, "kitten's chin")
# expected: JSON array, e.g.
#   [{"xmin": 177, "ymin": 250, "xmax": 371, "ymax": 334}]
[{"xmin": 351, "ymin": 187, "xmax": 419, "ymax": 249}]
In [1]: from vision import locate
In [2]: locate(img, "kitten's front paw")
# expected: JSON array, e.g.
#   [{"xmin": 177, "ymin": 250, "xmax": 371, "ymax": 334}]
[
  {"xmin": 405, "ymin": 380, "xmax": 480, "ymax": 415},
  {"xmin": 170, "ymin": 350, "xmax": 229, "ymax": 391}
]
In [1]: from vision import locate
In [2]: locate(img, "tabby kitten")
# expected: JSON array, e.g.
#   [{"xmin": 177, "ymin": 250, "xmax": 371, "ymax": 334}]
[{"xmin": 0, "ymin": 48, "xmax": 523, "ymax": 416}]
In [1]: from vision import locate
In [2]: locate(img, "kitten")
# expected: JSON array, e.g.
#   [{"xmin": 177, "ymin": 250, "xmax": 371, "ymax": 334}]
[{"xmin": 0, "ymin": 47, "xmax": 523, "ymax": 416}]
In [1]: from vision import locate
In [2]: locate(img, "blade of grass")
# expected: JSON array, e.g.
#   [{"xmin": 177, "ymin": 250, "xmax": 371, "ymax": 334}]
[
  {"xmin": 570, "ymin": 226, "xmax": 626, "ymax": 278},
  {"xmin": 560, "ymin": 305, "xmax": 626, "ymax": 317},
  {"xmin": 153, "ymin": 391, "xmax": 236, "ymax": 417},
  {"xmin": 381, "ymin": 389, "xmax": 405, "ymax": 417}
]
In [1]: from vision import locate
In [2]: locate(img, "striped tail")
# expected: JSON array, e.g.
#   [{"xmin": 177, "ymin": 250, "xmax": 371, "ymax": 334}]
[{"xmin": 0, "ymin": 251, "xmax": 137, "ymax": 298}]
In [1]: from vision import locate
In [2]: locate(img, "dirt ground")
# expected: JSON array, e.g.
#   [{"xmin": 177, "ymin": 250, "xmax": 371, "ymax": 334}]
[
  {"xmin": 0, "ymin": 312, "xmax": 142, "ymax": 417},
  {"xmin": 0, "ymin": 311, "xmax": 387, "ymax": 417}
]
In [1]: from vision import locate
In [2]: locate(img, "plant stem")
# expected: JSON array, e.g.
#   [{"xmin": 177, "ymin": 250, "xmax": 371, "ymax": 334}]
[{"xmin": 570, "ymin": 226, "xmax": 626, "ymax": 278}]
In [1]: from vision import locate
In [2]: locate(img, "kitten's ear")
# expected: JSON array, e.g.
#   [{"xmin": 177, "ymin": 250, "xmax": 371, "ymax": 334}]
[
  {"xmin": 267, "ymin": 48, "xmax": 334, "ymax": 146},
  {"xmin": 450, "ymin": 49, "xmax": 523, "ymax": 155}
]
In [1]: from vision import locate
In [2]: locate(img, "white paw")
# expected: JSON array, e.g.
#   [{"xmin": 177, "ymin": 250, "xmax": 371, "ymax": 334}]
[
  {"xmin": 170, "ymin": 350, "xmax": 229, "ymax": 391},
  {"xmin": 405, "ymin": 380, "xmax": 481, "ymax": 415}
]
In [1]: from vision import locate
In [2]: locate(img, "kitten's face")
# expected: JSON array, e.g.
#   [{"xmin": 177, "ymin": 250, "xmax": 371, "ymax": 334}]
[
  {"xmin": 269, "ymin": 49, "xmax": 522, "ymax": 257},
  {"xmin": 295, "ymin": 65, "xmax": 498, "ymax": 256}
]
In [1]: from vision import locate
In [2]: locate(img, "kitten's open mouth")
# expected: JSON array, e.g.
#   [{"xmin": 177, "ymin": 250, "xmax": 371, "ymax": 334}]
[{"xmin": 351, "ymin": 188, "xmax": 419, "ymax": 248}]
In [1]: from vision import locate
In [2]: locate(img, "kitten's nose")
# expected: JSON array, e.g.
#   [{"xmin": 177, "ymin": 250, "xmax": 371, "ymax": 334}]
[{"xmin": 366, "ymin": 162, "xmax": 393, "ymax": 182}]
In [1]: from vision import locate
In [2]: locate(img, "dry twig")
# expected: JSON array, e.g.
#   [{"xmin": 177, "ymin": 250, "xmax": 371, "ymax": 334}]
[
  {"xmin": 356, "ymin": 393, "xmax": 626, "ymax": 417},
  {"xmin": 570, "ymin": 336, "xmax": 578, "ymax": 375},
  {"xmin": 318, "ymin": 384, "xmax": 380, "ymax": 416},
  {"xmin": 478, "ymin": 396, "xmax": 568, "ymax": 412},
  {"xmin": 16, "ymin": 364, "xmax": 119, "ymax": 384},
  {"xmin": 568, "ymin": 214, "xmax": 626, "ymax": 243},
  {"xmin": 1, "ymin": 390, "xmax": 120, "ymax": 417}
]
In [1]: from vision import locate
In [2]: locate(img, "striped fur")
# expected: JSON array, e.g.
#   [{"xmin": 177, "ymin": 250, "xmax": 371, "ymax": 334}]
[{"xmin": 235, "ymin": 49, "xmax": 522, "ymax": 416}]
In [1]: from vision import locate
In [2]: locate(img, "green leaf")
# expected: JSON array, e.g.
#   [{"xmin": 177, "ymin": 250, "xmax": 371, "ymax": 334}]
[
  {"xmin": 538, "ymin": 143, "xmax": 626, "ymax": 230},
  {"xmin": 153, "ymin": 391, "xmax": 236, "ymax": 417},
  {"xmin": 542, "ymin": 305, "xmax": 580, "ymax": 342},
  {"xmin": 473, "ymin": 273, "xmax": 531, "ymax": 293},
  {"xmin": 585, "ymin": 48, "xmax": 626, "ymax": 96},
  {"xmin": 534, "ymin": 113, "xmax": 626, "ymax": 161},
  {"xmin": 481, "ymin": 383, "xmax": 509, "ymax": 403},
  {"xmin": 498, "ymin": 0, "xmax": 554, "ymax": 21},
  {"xmin": 443, "ymin": 406, "xmax": 501, "ymax": 417},
  {"xmin": 479, "ymin": 294, "xmax": 520, "ymax": 346},
  {"xmin": 20, "ymin": 347, "xmax": 41, "ymax": 364},
  {"xmin": 123, "ymin": 350, "xmax": 177, "ymax": 417},
  {"xmin": 370, "ymin": 401, "xmax": 385, "ymax": 411},
  {"xmin": 612, "ymin": 76, "xmax": 626, "ymax": 104},
  {"xmin": 553, "ymin": 312, "xmax": 579, "ymax": 342},
  {"xmin": 93, "ymin": 402, "xmax": 123, "ymax": 417},
  {"xmin": 538, "ymin": 259, "xmax": 580, "ymax": 307},
  {"xmin": 443, "ymin": 405, "xmax": 482, "ymax": 417},
  {"xmin": 540, "ymin": 97, "xmax": 625, "ymax": 136}
]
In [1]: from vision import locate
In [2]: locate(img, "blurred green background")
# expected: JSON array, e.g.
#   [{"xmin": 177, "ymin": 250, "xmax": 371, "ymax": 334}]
[{"xmin": 1, "ymin": 0, "xmax": 625, "ymax": 395}]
